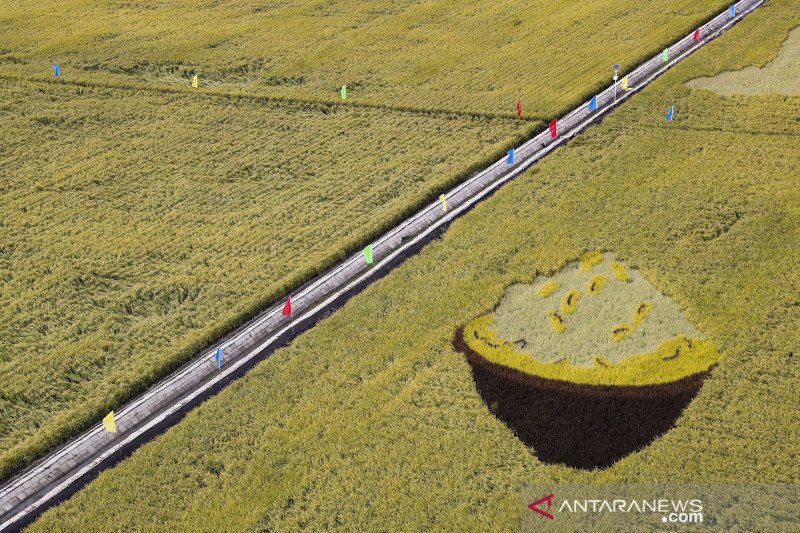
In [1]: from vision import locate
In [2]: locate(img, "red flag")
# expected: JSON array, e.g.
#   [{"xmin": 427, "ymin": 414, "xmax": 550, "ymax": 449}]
[
  {"xmin": 282, "ymin": 296, "xmax": 292, "ymax": 317},
  {"xmin": 693, "ymin": 28, "xmax": 700, "ymax": 41},
  {"xmin": 516, "ymin": 99, "xmax": 522, "ymax": 118},
  {"xmin": 549, "ymin": 118, "xmax": 557, "ymax": 139}
]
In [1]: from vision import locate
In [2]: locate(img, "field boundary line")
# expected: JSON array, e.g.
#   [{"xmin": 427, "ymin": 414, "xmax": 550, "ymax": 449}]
[
  {"xmin": 0, "ymin": 0, "xmax": 764, "ymax": 529},
  {"xmin": 0, "ymin": 72, "xmax": 546, "ymax": 124}
]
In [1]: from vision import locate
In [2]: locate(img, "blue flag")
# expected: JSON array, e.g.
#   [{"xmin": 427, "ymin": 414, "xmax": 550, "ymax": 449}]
[
  {"xmin": 666, "ymin": 106, "xmax": 674, "ymax": 121},
  {"xmin": 214, "ymin": 346, "xmax": 223, "ymax": 369},
  {"xmin": 729, "ymin": 4, "xmax": 735, "ymax": 17},
  {"xmin": 589, "ymin": 96, "xmax": 597, "ymax": 111},
  {"xmin": 52, "ymin": 64, "xmax": 60, "ymax": 77},
  {"xmin": 506, "ymin": 149, "xmax": 515, "ymax": 165}
]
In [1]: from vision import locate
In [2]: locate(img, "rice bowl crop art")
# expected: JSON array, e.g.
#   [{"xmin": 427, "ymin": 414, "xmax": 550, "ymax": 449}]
[{"xmin": 455, "ymin": 252, "xmax": 720, "ymax": 469}]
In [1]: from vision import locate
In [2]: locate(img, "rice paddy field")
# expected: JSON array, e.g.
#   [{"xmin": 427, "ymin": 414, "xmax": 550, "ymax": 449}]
[
  {"xmin": 0, "ymin": 78, "xmax": 532, "ymax": 481},
  {"xmin": 687, "ymin": 25, "xmax": 800, "ymax": 95},
  {"xmin": 0, "ymin": 0, "xmax": 738, "ymax": 483},
  {"xmin": 0, "ymin": 0, "xmax": 732, "ymax": 116},
  {"xmin": 26, "ymin": 0, "xmax": 799, "ymax": 531}
]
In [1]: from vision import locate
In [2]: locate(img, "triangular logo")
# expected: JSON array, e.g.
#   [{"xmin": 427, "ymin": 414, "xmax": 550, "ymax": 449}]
[{"xmin": 528, "ymin": 493, "xmax": 555, "ymax": 520}]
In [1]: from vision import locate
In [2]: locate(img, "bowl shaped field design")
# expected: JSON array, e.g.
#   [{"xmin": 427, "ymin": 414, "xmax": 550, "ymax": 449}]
[{"xmin": 457, "ymin": 253, "xmax": 719, "ymax": 469}]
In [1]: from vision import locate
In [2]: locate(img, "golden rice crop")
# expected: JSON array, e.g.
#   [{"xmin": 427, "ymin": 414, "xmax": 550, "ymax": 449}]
[
  {"xmin": 547, "ymin": 310, "xmax": 566, "ymax": 333},
  {"xmin": 0, "ymin": 0, "xmax": 747, "ymax": 479},
  {"xmin": 610, "ymin": 261, "xmax": 630, "ymax": 282},
  {"xmin": 579, "ymin": 250, "xmax": 602, "ymax": 272},
  {"xmin": 28, "ymin": 2, "xmax": 800, "ymax": 531},
  {"xmin": 0, "ymin": 0, "xmax": 732, "ymax": 117},
  {"xmin": 0, "ymin": 0, "xmax": 739, "ymax": 479},
  {"xmin": 611, "ymin": 323, "xmax": 633, "ymax": 342},
  {"xmin": 535, "ymin": 279, "xmax": 559, "ymax": 297},
  {"xmin": 687, "ymin": 25, "xmax": 800, "ymax": 95},
  {"xmin": 472, "ymin": 252, "xmax": 713, "ymax": 377},
  {"xmin": 587, "ymin": 274, "xmax": 607, "ymax": 295},
  {"xmin": 0, "ymin": 79, "xmax": 529, "ymax": 480},
  {"xmin": 632, "ymin": 301, "xmax": 653, "ymax": 325},
  {"xmin": 560, "ymin": 288, "xmax": 580, "ymax": 315}
]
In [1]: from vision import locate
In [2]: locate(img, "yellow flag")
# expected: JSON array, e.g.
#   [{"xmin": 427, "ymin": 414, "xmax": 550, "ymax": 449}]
[
  {"xmin": 191, "ymin": 75, "xmax": 198, "ymax": 88},
  {"xmin": 103, "ymin": 411, "xmax": 116, "ymax": 433},
  {"xmin": 621, "ymin": 75, "xmax": 629, "ymax": 91},
  {"xmin": 439, "ymin": 194, "xmax": 447, "ymax": 212}
]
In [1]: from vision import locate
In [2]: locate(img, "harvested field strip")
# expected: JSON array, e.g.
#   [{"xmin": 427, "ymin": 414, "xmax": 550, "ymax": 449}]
[
  {"xmin": 0, "ymin": 79, "xmax": 530, "ymax": 481},
  {"xmin": 27, "ymin": 1, "xmax": 800, "ymax": 531},
  {"xmin": 0, "ymin": 0, "xmax": 733, "ymax": 116}
]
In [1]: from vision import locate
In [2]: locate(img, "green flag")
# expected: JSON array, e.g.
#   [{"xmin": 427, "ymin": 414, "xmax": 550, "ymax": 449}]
[
  {"xmin": 341, "ymin": 85, "xmax": 347, "ymax": 101},
  {"xmin": 363, "ymin": 244, "xmax": 373, "ymax": 265},
  {"xmin": 662, "ymin": 48, "xmax": 668, "ymax": 63}
]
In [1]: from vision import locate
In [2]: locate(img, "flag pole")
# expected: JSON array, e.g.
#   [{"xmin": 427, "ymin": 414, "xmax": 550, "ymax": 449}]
[
  {"xmin": 282, "ymin": 295, "xmax": 293, "ymax": 335},
  {"xmin": 365, "ymin": 245, "xmax": 374, "ymax": 278},
  {"xmin": 212, "ymin": 347, "xmax": 222, "ymax": 390}
]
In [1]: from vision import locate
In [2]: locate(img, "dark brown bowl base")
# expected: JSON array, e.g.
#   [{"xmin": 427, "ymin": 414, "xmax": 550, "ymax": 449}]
[{"xmin": 455, "ymin": 328, "xmax": 713, "ymax": 470}]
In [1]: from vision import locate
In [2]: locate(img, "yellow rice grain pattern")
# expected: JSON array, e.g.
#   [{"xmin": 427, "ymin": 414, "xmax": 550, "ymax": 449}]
[
  {"xmin": 536, "ymin": 280, "xmax": 560, "ymax": 297},
  {"xmin": 548, "ymin": 311, "xmax": 566, "ymax": 333},
  {"xmin": 580, "ymin": 251, "xmax": 603, "ymax": 272},
  {"xmin": 587, "ymin": 274, "xmax": 608, "ymax": 295},
  {"xmin": 560, "ymin": 289, "xmax": 580, "ymax": 315},
  {"xmin": 633, "ymin": 301, "xmax": 654, "ymax": 325},
  {"xmin": 611, "ymin": 261, "xmax": 630, "ymax": 282},
  {"xmin": 611, "ymin": 323, "xmax": 633, "ymax": 342}
]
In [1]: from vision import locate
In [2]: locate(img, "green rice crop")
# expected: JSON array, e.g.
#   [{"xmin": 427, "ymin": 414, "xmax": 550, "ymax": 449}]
[{"xmin": 29, "ymin": 1, "xmax": 800, "ymax": 531}]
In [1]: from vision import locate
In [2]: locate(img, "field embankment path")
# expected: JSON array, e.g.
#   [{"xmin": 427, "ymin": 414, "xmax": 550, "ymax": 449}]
[{"xmin": 0, "ymin": 1, "xmax": 763, "ymax": 530}]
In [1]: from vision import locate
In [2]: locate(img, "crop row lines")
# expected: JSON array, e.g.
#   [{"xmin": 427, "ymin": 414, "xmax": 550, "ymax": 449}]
[{"xmin": 0, "ymin": 72, "xmax": 546, "ymax": 125}]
